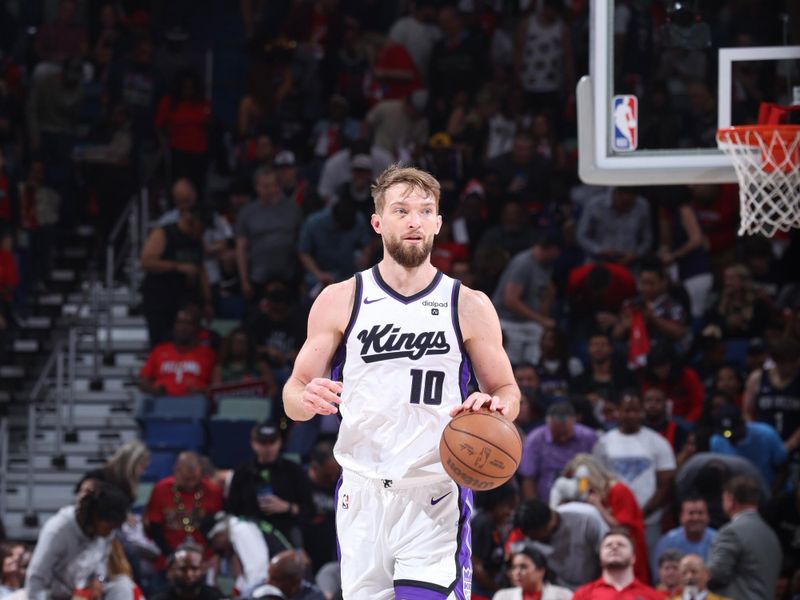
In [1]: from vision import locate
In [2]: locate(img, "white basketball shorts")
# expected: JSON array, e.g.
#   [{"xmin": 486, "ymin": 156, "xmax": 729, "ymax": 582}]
[{"xmin": 335, "ymin": 470, "xmax": 473, "ymax": 600}]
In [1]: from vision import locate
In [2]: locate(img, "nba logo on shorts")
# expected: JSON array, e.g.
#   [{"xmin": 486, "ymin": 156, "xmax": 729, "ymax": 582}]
[
  {"xmin": 342, "ymin": 494, "xmax": 349, "ymax": 510},
  {"xmin": 612, "ymin": 95, "xmax": 638, "ymax": 152}
]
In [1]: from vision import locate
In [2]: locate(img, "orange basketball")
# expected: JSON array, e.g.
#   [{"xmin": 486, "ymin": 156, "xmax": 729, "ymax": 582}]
[{"xmin": 439, "ymin": 409, "xmax": 522, "ymax": 491}]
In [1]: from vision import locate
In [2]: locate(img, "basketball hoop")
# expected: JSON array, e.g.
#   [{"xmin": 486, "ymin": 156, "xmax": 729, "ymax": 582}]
[{"xmin": 717, "ymin": 125, "xmax": 800, "ymax": 237}]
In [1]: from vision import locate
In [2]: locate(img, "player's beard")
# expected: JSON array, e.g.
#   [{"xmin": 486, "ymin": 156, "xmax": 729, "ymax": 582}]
[{"xmin": 384, "ymin": 234, "xmax": 433, "ymax": 268}]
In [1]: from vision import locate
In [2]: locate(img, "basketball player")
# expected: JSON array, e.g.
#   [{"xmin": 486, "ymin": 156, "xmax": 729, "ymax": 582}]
[{"xmin": 284, "ymin": 165, "xmax": 520, "ymax": 599}]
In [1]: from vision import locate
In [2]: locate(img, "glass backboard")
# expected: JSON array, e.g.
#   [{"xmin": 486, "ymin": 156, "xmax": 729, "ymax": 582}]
[{"xmin": 578, "ymin": 0, "xmax": 800, "ymax": 185}]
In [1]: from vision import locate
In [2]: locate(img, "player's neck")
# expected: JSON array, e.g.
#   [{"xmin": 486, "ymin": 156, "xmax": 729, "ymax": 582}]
[{"xmin": 377, "ymin": 259, "xmax": 438, "ymax": 296}]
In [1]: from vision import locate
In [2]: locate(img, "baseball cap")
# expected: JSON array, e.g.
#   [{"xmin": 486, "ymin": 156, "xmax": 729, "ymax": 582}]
[
  {"xmin": 252, "ymin": 422, "xmax": 280, "ymax": 443},
  {"xmin": 351, "ymin": 153, "xmax": 372, "ymax": 171},
  {"xmin": 429, "ymin": 132, "xmax": 453, "ymax": 150},
  {"xmin": 274, "ymin": 150, "xmax": 296, "ymax": 168},
  {"xmin": 713, "ymin": 404, "xmax": 743, "ymax": 439}
]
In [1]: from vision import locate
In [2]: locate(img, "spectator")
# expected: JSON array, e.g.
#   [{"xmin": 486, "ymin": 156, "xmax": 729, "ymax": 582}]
[
  {"xmin": 471, "ymin": 483, "xmax": 519, "ymax": 599},
  {"xmin": 614, "ymin": 257, "xmax": 689, "ymax": 345},
  {"xmin": 512, "ymin": 499, "xmax": 608, "ymax": 590},
  {"xmin": 150, "ymin": 544, "xmax": 223, "ymax": 600},
  {"xmin": 388, "ymin": 1, "xmax": 440, "ymax": 82},
  {"xmin": 211, "ymin": 328, "xmax": 276, "ymax": 395},
  {"xmin": 156, "ymin": 69, "xmax": 211, "ymax": 193},
  {"xmin": 298, "ymin": 196, "xmax": 372, "ymax": 295},
  {"xmin": 572, "ymin": 530, "xmax": 662, "ymax": 600},
  {"xmin": 764, "ymin": 484, "xmax": 800, "ymax": 573},
  {"xmin": 669, "ymin": 554, "xmax": 731, "ymax": 600},
  {"xmin": 711, "ymin": 365, "xmax": 744, "ymax": 409},
  {"xmin": 80, "ymin": 439, "xmax": 151, "ymax": 504},
  {"xmin": 428, "ymin": 5, "xmax": 488, "ymax": 113},
  {"xmin": 652, "ymin": 496, "xmax": 717, "ymax": 583},
  {"xmin": 514, "ymin": 363, "xmax": 541, "ymax": 391},
  {"xmin": 492, "ymin": 235, "xmax": 561, "ymax": 365},
  {"xmin": 330, "ymin": 153, "xmax": 375, "ymax": 221},
  {"xmin": 642, "ymin": 388, "xmax": 689, "ymax": 461},
  {"xmin": 140, "ymin": 204, "xmax": 211, "ymax": 347},
  {"xmin": 226, "ymin": 422, "xmax": 314, "ymax": 553},
  {"xmin": 144, "ymin": 452, "xmax": 224, "ymax": 560},
  {"xmin": 103, "ymin": 539, "xmax": 143, "ymax": 600},
  {"xmin": 476, "ymin": 202, "xmax": 538, "ymax": 262},
  {"xmin": 657, "ymin": 193, "xmax": 713, "ymax": 319},
  {"xmin": 0, "ymin": 542, "xmax": 26, "ymax": 598},
  {"xmin": 562, "ymin": 454, "xmax": 650, "ymax": 584},
  {"xmin": 709, "ymin": 403, "xmax": 787, "ymax": 488},
  {"xmin": 202, "ymin": 512, "xmax": 270, "ymax": 595},
  {"xmin": 705, "ymin": 264, "xmax": 772, "ymax": 338},
  {"xmin": 139, "ymin": 306, "xmax": 216, "ymax": 397},
  {"xmin": 236, "ymin": 168, "xmax": 303, "ymax": 297},
  {"xmin": 34, "ymin": 0, "xmax": 88, "ymax": 64},
  {"xmin": 654, "ymin": 549, "xmax": 682, "ymax": 596},
  {"xmin": 301, "ymin": 441, "xmax": 341, "ymax": 574},
  {"xmin": 26, "ymin": 483, "xmax": 129, "ymax": 600},
  {"xmin": 571, "ymin": 331, "xmax": 637, "ymax": 409},
  {"xmin": 362, "ymin": 89, "xmax": 430, "ymax": 159},
  {"xmin": 486, "ymin": 132, "xmax": 549, "ymax": 206},
  {"xmin": 310, "ymin": 95, "xmax": 360, "ymax": 163},
  {"xmin": 0, "ymin": 229, "xmax": 19, "ymax": 331},
  {"xmin": 492, "ymin": 543, "xmax": 573, "ymax": 600},
  {"xmin": 267, "ymin": 550, "xmax": 325, "ymax": 600},
  {"xmin": 534, "ymin": 328, "xmax": 583, "ymax": 403},
  {"xmin": 519, "ymin": 402, "xmax": 598, "ymax": 501},
  {"xmin": 513, "ymin": 0, "xmax": 575, "ymax": 122},
  {"xmin": 642, "ymin": 342, "xmax": 705, "ymax": 424},
  {"xmin": 567, "ymin": 263, "xmax": 637, "ymax": 337},
  {"xmin": 707, "ymin": 475, "xmax": 782, "ymax": 599},
  {"xmin": 674, "ymin": 453, "xmax": 768, "ymax": 530},
  {"xmin": 317, "ymin": 143, "xmax": 393, "ymax": 206},
  {"xmin": 247, "ymin": 279, "xmax": 307, "ymax": 381},
  {"xmin": 17, "ymin": 160, "xmax": 61, "ymax": 286},
  {"xmin": 744, "ymin": 337, "xmax": 800, "ymax": 446},
  {"xmin": 576, "ymin": 188, "xmax": 653, "ymax": 267},
  {"xmin": 593, "ymin": 389, "xmax": 677, "ymax": 550}
]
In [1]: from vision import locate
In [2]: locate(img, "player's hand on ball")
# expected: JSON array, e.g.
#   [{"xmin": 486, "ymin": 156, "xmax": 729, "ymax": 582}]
[
  {"xmin": 302, "ymin": 378, "xmax": 343, "ymax": 415},
  {"xmin": 449, "ymin": 392, "xmax": 508, "ymax": 417}
]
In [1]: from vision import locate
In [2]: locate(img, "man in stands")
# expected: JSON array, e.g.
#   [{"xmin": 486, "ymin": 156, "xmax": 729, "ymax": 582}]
[
  {"xmin": 652, "ymin": 496, "xmax": 717, "ymax": 581},
  {"xmin": 572, "ymin": 529, "xmax": 663, "ymax": 599},
  {"xmin": 139, "ymin": 306, "xmax": 216, "ymax": 397},
  {"xmin": 150, "ymin": 544, "xmax": 223, "ymax": 600},
  {"xmin": 145, "ymin": 452, "xmax": 224, "ymax": 561}
]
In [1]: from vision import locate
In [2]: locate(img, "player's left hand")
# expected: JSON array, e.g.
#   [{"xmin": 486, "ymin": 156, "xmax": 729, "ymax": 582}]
[{"xmin": 449, "ymin": 391, "xmax": 510, "ymax": 418}]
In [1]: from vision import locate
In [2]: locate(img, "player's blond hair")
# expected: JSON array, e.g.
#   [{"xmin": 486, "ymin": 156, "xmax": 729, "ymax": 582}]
[{"xmin": 371, "ymin": 164, "xmax": 441, "ymax": 214}]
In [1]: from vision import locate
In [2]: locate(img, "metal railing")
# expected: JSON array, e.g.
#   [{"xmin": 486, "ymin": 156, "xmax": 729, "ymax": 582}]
[{"xmin": 5, "ymin": 187, "xmax": 150, "ymax": 529}]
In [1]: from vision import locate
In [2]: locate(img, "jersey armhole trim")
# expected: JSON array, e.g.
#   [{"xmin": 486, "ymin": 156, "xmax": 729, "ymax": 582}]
[
  {"xmin": 450, "ymin": 280, "xmax": 465, "ymax": 355},
  {"xmin": 343, "ymin": 272, "xmax": 363, "ymax": 343}
]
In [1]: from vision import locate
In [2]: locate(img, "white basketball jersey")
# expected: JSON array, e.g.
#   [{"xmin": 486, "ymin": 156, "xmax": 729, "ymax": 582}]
[{"xmin": 332, "ymin": 266, "xmax": 470, "ymax": 482}]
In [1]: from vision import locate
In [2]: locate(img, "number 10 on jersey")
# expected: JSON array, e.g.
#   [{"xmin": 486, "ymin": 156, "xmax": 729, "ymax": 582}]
[{"xmin": 409, "ymin": 369, "xmax": 445, "ymax": 405}]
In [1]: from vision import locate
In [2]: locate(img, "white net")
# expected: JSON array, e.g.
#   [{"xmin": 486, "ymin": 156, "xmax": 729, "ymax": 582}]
[{"xmin": 717, "ymin": 125, "xmax": 800, "ymax": 237}]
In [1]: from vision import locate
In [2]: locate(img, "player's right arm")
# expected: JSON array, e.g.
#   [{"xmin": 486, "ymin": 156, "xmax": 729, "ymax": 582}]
[{"xmin": 282, "ymin": 279, "xmax": 354, "ymax": 421}]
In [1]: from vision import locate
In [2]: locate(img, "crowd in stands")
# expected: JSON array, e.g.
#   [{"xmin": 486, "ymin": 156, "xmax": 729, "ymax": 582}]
[{"xmin": 1, "ymin": 0, "xmax": 800, "ymax": 599}]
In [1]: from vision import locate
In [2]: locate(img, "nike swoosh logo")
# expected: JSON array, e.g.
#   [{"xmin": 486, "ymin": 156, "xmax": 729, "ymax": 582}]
[
  {"xmin": 363, "ymin": 297, "xmax": 386, "ymax": 305},
  {"xmin": 431, "ymin": 492, "xmax": 452, "ymax": 505}
]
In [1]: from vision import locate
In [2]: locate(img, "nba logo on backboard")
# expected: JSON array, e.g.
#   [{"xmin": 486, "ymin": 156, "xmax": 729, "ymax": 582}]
[{"xmin": 612, "ymin": 95, "xmax": 638, "ymax": 151}]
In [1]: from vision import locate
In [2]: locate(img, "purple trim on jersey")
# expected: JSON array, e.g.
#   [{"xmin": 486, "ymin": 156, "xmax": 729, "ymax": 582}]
[
  {"xmin": 450, "ymin": 280, "xmax": 471, "ymax": 400},
  {"xmin": 371, "ymin": 265, "xmax": 443, "ymax": 305},
  {"xmin": 393, "ymin": 585, "xmax": 447, "ymax": 600},
  {"xmin": 333, "ymin": 476, "xmax": 343, "ymax": 560},
  {"xmin": 330, "ymin": 273, "xmax": 363, "ymax": 381},
  {"xmin": 452, "ymin": 486, "xmax": 473, "ymax": 600}
]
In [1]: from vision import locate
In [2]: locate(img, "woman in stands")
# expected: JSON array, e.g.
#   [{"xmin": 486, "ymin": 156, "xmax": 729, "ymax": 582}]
[
  {"xmin": 76, "ymin": 440, "xmax": 150, "ymax": 504},
  {"xmin": 492, "ymin": 543, "xmax": 572, "ymax": 600},
  {"xmin": 25, "ymin": 482, "xmax": 130, "ymax": 600}
]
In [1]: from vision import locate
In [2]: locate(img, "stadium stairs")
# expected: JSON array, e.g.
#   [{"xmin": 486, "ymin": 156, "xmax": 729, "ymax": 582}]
[{"xmin": 2, "ymin": 225, "xmax": 149, "ymax": 542}]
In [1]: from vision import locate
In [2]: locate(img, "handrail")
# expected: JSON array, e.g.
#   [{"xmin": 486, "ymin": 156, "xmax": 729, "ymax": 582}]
[
  {"xmin": 29, "ymin": 341, "xmax": 60, "ymax": 403},
  {"xmin": 0, "ymin": 416, "xmax": 8, "ymax": 519}
]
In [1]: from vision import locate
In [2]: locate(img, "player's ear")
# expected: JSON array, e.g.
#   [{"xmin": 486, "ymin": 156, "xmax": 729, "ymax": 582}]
[
  {"xmin": 371, "ymin": 213, "xmax": 382, "ymax": 234},
  {"xmin": 435, "ymin": 214, "xmax": 442, "ymax": 234}
]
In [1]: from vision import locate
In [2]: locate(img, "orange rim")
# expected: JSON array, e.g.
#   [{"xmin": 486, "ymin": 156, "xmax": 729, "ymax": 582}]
[{"xmin": 717, "ymin": 125, "xmax": 800, "ymax": 145}]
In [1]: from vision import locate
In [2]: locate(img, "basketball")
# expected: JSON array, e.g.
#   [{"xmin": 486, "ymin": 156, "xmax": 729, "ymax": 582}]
[{"xmin": 439, "ymin": 409, "xmax": 522, "ymax": 491}]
